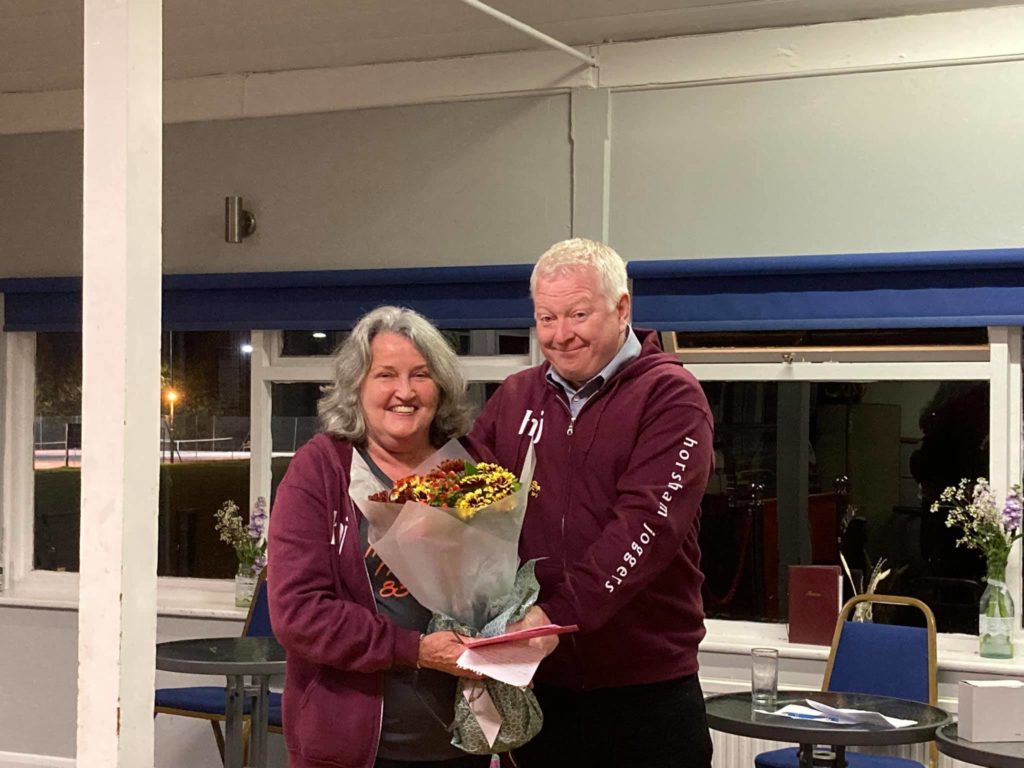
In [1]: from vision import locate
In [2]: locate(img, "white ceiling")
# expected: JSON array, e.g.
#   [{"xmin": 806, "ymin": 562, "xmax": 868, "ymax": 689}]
[{"xmin": 1, "ymin": 0, "xmax": 1021, "ymax": 94}]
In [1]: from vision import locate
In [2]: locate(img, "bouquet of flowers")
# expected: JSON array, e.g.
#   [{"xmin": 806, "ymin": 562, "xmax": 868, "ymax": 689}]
[
  {"xmin": 369, "ymin": 458, "xmax": 538, "ymax": 521},
  {"xmin": 214, "ymin": 496, "xmax": 269, "ymax": 576},
  {"xmin": 930, "ymin": 478, "xmax": 1023, "ymax": 572},
  {"xmin": 353, "ymin": 440, "xmax": 542, "ymax": 754}
]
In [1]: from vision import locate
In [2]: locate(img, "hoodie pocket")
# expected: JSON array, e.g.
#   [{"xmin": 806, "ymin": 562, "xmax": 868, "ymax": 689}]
[{"xmin": 294, "ymin": 667, "xmax": 379, "ymax": 767}]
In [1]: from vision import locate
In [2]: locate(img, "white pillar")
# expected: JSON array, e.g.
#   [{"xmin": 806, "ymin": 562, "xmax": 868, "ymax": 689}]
[
  {"xmin": 249, "ymin": 330, "xmax": 274, "ymax": 505},
  {"xmin": 77, "ymin": 1, "xmax": 162, "ymax": 766}
]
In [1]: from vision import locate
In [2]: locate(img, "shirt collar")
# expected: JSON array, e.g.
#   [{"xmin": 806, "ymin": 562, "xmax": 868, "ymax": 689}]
[{"xmin": 546, "ymin": 326, "xmax": 641, "ymax": 396}]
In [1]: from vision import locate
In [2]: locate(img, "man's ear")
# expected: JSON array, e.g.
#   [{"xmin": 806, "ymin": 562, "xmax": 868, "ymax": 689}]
[{"xmin": 617, "ymin": 293, "xmax": 631, "ymax": 328}]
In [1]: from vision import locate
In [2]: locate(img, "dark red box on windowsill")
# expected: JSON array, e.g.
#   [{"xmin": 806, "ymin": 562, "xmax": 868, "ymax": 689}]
[{"xmin": 788, "ymin": 565, "xmax": 843, "ymax": 645}]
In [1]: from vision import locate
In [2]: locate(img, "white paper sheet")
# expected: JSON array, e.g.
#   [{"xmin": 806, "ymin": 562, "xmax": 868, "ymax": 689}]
[
  {"xmin": 804, "ymin": 699, "xmax": 917, "ymax": 728},
  {"xmin": 463, "ymin": 681, "xmax": 502, "ymax": 748},
  {"xmin": 765, "ymin": 701, "xmax": 916, "ymax": 729},
  {"xmin": 456, "ymin": 643, "xmax": 546, "ymax": 687}
]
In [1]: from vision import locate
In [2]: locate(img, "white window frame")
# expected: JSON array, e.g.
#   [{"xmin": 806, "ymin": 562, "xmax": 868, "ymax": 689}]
[
  {"xmin": 246, "ymin": 329, "xmax": 535, "ymax": 504},
  {"xmin": 0, "ymin": 323, "xmax": 536, "ymax": 613},
  {"xmin": 686, "ymin": 326, "xmax": 1023, "ymax": 665},
  {"xmin": 3, "ymin": 320, "xmax": 1022, "ymax": 671}
]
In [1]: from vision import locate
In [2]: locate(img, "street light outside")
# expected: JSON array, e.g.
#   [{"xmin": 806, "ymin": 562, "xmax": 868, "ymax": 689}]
[{"xmin": 165, "ymin": 389, "xmax": 180, "ymax": 463}]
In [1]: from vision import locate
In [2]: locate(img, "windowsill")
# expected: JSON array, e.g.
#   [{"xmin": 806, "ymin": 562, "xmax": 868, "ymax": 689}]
[
  {"xmin": 6, "ymin": 573, "xmax": 1024, "ymax": 676},
  {"xmin": 702, "ymin": 617, "xmax": 1024, "ymax": 677},
  {"xmin": 0, "ymin": 570, "xmax": 247, "ymax": 620}
]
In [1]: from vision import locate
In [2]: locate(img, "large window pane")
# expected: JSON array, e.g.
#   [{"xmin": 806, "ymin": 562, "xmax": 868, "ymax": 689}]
[
  {"xmin": 268, "ymin": 377, "xmax": 507, "ymax": 502},
  {"xmin": 33, "ymin": 331, "xmax": 253, "ymax": 577},
  {"xmin": 700, "ymin": 379, "xmax": 989, "ymax": 634},
  {"xmin": 33, "ymin": 333, "xmax": 81, "ymax": 571},
  {"xmin": 269, "ymin": 383, "xmax": 322, "ymax": 505},
  {"xmin": 161, "ymin": 331, "xmax": 252, "ymax": 577}
]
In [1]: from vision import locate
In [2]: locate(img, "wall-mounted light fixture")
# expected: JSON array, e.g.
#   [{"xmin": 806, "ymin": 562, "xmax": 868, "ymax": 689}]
[{"xmin": 225, "ymin": 196, "xmax": 257, "ymax": 243}]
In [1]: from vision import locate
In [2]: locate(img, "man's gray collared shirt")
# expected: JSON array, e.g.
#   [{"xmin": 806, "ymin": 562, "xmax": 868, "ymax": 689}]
[{"xmin": 546, "ymin": 327, "xmax": 642, "ymax": 419}]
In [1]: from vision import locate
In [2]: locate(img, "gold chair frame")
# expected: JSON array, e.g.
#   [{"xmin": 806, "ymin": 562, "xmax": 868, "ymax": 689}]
[{"xmin": 821, "ymin": 593, "xmax": 939, "ymax": 768}]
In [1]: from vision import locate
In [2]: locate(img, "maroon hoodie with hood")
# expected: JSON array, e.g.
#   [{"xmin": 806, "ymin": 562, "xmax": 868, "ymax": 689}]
[
  {"xmin": 268, "ymin": 435, "xmax": 421, "ymax": 768},
  {"xmin": 469, "ymin": 328, "xmax": 714, "ymax": 689}
]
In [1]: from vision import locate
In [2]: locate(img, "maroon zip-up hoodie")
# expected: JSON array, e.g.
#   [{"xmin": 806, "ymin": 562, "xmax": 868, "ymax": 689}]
[
  {"xmin": 268, "ymin": 435, "xmax": 421, "ymax": 768},
  {"xmin": 469, "ymin": 329, "xmax": 714, "ymax": 689}
]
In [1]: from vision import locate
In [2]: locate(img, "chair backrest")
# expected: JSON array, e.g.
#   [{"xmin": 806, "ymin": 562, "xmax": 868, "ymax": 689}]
[
  {"xmin": 242, "ymin": 569, "xmax": 274, "ymax": 638},
  {"xmin": 823, "ymin": 594, "xmax": 937, "ymax": 705}
]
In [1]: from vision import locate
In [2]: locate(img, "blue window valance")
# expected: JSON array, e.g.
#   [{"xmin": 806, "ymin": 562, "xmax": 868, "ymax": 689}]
[
  {"xmin": 5, "ymin": 248, "xmax": 1024, "ymax": 333},
  {"xmin": 0, "ymin": 265, "xmax": 535, "ymax": 332},
  {"xmin": 629, "ymin": 248, "xmax": 1024, "ymax": 331}
]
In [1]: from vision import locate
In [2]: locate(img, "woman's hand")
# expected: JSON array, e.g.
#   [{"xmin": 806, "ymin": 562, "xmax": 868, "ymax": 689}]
[{"xmin": 417, "ymin": 631, "xmax": 483, "ymax": 678}]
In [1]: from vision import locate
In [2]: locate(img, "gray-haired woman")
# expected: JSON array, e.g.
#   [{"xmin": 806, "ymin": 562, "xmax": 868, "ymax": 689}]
[{"xmin": 269, "ymin": 306, "xmax": 491, "ymax": 768}]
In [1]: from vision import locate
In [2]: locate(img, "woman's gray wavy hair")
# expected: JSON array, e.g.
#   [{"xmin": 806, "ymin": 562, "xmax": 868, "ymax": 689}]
[{"xmin": 318, "ymin": 306, "xmax": 472, "ymax": 445}]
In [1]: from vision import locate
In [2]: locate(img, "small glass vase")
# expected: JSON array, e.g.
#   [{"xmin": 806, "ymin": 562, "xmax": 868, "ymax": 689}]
[
  {"xmin": 234, "ymin": 568, "xmax": 258, "ymax": 608},
  {"xmin": 979, "ymin": 558, "xmax": 1014, "ymax": 659}
]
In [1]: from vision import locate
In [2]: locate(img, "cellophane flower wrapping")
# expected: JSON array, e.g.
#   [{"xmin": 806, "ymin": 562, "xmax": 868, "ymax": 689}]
[
  {"xmin": 351, "ymin": 439, "xmax": 543, "ymax": 753},
  {"xmin": 354, "ymin": 440, "xmax": 536, "ymax": 629}
]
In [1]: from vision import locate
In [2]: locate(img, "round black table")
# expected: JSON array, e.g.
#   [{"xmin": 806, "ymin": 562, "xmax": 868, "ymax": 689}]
[
  {"xmin": 936, "ymin": 723, "xmax": 1024, "ymax": 768},
  {"xmin": 704, "ymin": 690, "xmax": 950, "ymax": 768},
  {"xmin": 156, "ymin": 636, "xmax": 286, "ymax": 768}
]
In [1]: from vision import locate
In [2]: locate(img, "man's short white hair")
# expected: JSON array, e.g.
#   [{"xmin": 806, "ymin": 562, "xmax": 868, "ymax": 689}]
[{"xmin": 530, "ymin": 238, "xmax": 629, "ymax": 309}]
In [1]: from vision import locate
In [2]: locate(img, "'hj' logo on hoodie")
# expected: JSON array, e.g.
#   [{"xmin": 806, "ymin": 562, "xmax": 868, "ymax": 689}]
[{"xmin": 518, "ymin": 409, "xmax": 544, "ymax": 444}]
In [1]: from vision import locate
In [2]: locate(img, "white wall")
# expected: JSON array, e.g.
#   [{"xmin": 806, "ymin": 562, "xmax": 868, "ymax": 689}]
[
  {"xmin": 0, "ymin": 131, "xmax": 82, "ymax": 279},
  {"xmin": 5, "ymin": 60, "xmax": 1024, "ymax": 280},
  {"xmin": 609, "ymin": 61, "xmax": 1024, "ymax": 261},
  {"xmin": 0, "ymin": 94, "xmax": 572, "ymax": 279},
  {"xmin": 0, "ymin": 605, "xmax": 288, "ymax": 767}
]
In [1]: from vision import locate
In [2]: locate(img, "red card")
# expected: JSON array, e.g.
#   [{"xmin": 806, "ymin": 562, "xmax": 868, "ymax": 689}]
[{"xmin": 462, "ymin": 624, "xmax": 579, "ymax": 648}]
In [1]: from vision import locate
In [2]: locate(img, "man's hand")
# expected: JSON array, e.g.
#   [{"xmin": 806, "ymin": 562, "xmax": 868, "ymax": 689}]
[
  {"xmin": 506, "ymin": 605, "xmax": 560, "ymax": 658},
  {"xmin": 416, "ymin": 631, "xmax": 483, "ymax": 678}
]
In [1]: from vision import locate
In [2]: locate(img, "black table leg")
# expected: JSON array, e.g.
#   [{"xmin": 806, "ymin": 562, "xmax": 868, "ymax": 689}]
[{"xmin": 797, "ymin": 743, "xmax": 847, "ymax": 768}]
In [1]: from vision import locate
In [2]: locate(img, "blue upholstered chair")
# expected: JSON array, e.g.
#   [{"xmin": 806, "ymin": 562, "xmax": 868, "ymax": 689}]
[
  {"xmin": 755, "ymin": 594, "xmax": 939, "ymax": 768},
  {"xmin": 155, "ymin": 570, "xmax": 282, "ymax": 764}
]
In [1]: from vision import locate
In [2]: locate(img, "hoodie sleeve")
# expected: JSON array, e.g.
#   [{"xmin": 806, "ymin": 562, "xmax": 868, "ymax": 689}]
[
  {"xmin": 268, "ymin": 441, "xmax": 421, "ymax": 672},
  {"xmin": 537, "ymin": 371, "xmax": 714, "ymax": 633}
]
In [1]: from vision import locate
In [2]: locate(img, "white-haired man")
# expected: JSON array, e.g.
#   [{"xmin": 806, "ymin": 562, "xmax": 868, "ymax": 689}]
[{"xmin": 470, "ymin": 238, "xmax": 715, "ymax": 767}]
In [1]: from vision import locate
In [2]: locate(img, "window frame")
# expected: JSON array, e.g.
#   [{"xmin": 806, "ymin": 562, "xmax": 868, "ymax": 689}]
[
  {"xmin": 3, "ymin": 321, "xmax": 1022, "ymax": 667},
  {"xmin": 683, "ymin": 326, "xmax": 1023, "ymax": 659},
  {"xmin": 0, "ymin": 326, "xmax": 534, "ymax": 614}
]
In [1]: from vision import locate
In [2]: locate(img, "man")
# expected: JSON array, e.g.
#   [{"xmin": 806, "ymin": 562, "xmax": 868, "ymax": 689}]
[{"xmin": 470, "ymin": 238, "xmax": 715, "ymax": 768}]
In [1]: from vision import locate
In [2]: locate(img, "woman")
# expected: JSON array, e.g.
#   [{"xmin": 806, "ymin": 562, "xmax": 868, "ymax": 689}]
[{"xmin": 269, "ymin": 306, "xmax": 490, "ymax": 768}]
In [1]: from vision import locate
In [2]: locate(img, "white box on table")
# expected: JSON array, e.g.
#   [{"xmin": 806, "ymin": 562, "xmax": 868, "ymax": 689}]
[{"xmin": 958, "ymin": 679, "xmax": 1024, "ymax": 742}]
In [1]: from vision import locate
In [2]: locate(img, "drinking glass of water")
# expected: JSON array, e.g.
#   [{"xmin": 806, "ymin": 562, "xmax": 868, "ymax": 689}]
[{"xmin": 750, "ymin": 647, "xmax": 778, "ymax": 709}]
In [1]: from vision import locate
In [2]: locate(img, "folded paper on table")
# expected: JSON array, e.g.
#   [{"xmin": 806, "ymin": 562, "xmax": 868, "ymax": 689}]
[
  {"xmin": 462, "ymin": 623, "xmax": 579, "ymax": 648},
  {"xmin": 768, "ymin": 704, "xmax": 844, "ymax": 722},
  {"xmin": 804, "ymin": 699, "xmax": 916, "ymax": 728},
  {"xmin": 766, "ymin": 702, "xmax": 915, "ymax": 728}
]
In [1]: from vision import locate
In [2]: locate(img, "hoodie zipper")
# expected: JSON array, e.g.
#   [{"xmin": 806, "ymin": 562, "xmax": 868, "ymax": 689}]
[{"xmin": 546, "ymin": 377, "xmax": 624, "ymax": 687}]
